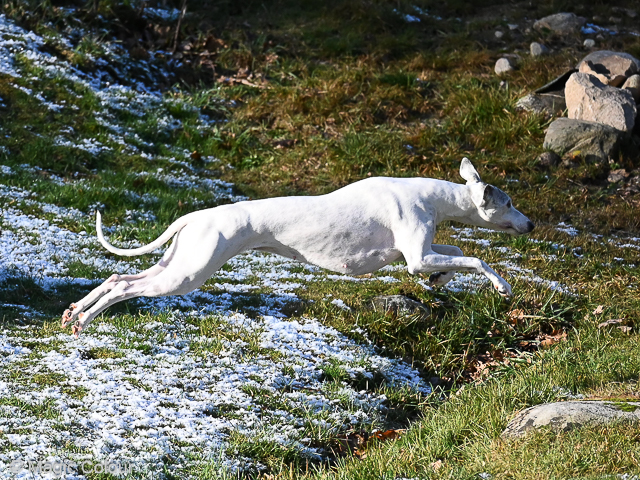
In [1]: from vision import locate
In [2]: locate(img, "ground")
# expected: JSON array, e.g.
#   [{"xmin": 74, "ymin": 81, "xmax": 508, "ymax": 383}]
[{"xmin": 0, "ymin": 0, "xmax": 639, "ymax": 479}]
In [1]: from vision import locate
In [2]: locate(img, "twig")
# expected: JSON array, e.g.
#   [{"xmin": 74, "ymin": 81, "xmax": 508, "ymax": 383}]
[{"xmin": 172, "ymin": 0, "xmax": 188, "ymax": 54}]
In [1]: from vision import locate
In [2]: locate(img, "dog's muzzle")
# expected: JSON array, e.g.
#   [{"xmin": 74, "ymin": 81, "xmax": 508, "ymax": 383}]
[{"xmin": 521, "ymin": 220, "xmax": 535, "ymax": 234}]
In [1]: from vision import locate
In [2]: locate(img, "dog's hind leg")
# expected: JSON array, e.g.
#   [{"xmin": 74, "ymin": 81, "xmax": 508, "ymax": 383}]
[
  {"xmin": 61, "ymin": 239, "xmax": 180, "ymax": 328},
  {"xmin": 61, "ymin": 265, "xmax": 165, "ymax": 328},
  {"xmin": 68, "ymin": 273, "xmax": 169, "ymax": 337},
  {"xmin": 428, "ymin": 244, "xmax": 463, "ymax": 286},
  {"xmin": 66, "ymin": 224, "xmax": 243, "ymax": 336}
]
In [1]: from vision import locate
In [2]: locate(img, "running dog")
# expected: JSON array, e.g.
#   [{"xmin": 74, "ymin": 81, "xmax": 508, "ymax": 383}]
[{"xmin": 62, "ymin": 158, "xmax": 534, "ymax": 336}]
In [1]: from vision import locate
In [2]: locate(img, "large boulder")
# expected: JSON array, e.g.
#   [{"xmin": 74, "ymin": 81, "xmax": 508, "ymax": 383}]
[
  {"xmin": 623, "ymin": 74, "xmax": 640, "ymax": 102},
  {"xmin": 577, "ymin": 50, "xmax": 640, "ymax": 87},
  {"xmin": 565, "ymin": 72, "xmax": 636, "ymax": 132},
  {"xmin": 503, "ymin": 401, "xmax": 640, "ymax": 438},
  {"xmin": 543, "ymin": 117, "xmax": 625, "ymax": 162},
  {"xmin": 533, "ymin": 13, "xmax": 586, "ymax": 35}
]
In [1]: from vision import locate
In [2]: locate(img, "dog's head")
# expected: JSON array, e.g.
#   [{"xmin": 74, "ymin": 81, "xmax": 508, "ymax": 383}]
[{"xmin": 460, "ymin": 158, "xmax": 534, "ymax": 235}]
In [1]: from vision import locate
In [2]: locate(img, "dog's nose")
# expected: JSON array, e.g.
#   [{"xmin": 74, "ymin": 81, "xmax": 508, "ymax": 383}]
[{"xmin": 526, "ymin": 220, "xmax": 535, "ymax": 233}]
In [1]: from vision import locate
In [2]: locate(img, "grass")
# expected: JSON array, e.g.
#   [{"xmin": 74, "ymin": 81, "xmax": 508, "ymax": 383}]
[{"xmin": 0, "ymin": 0, "xmax": 640, "ymax": 478}]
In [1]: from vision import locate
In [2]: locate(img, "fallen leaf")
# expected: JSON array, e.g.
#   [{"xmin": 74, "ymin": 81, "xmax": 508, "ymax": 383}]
[
  {"xmin": 598, "ymin": 318, "xmax": 624, "ymax": 328},
  {"xmin": 430, "ymin": 459, "xmax": 443, "ymax": 471},
  {"xmin": 371, "ymin": 429, "xmax": 404, "ymax": 441},
  {"xmin": 593, "ymin": 305, "xmax": 605, "ymax": 315},
  {"xmin": 539, "ymin": 331, "xmax": 567, "ymax": 348},
  {"xmin": 507, "ymin": 309, "xmax": 525, "ymax": 324},
  {"xmin": 618, "ymin": 326, "xmax": 632, "ymax": 334},
  {"xmin": 335, "ymin": 429, "xmax": 405, "ymax": 459}
]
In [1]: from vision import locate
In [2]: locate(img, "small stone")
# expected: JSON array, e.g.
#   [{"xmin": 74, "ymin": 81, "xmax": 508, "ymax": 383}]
[
  {"xmin": 530, "ymin": 42, "xmax": 549, "ymax": 57},
  {"xmin": 543, "ymin": 117, "xmax": 625, "ymax": 162},
  {"xmin": 622, "ymin": 74, "xmax": 640, "ymax": 102},
  {"xmin": 503, "ymin": 401, "xmax": 640, "ymax": 438},
  {"xmin": 495, "ymin": 31, "xmax": 504, "ymax": 39},
  {"xmin": 565, "ymin": 72, "xmax": 637, "ymax": 132},
  {"xmin": 533, "ymin": 12, "xmax": 586, "ymax": 35},
  {"xmin": 612, "ymin": 7, "xmax": 638, "ymax": 18},
  {"xmin": 515, "ymin": 92, "xmax": 565, "ymax": 116},
  {"xmin": 537, "ymin": 151, "xmax": 561, "ymax": 168},
  {"xmin": 561, "ymin": 157, "xmax": 580, "ymax": 169},
  {"xmin": 583, "ymin": 39, "xmax": 596, "ymax": 48},
  {"xmin": 609, "ymin": 16, "xmax": 623, "ymax": 24},
  {"xmin": 508, "ymin": 23, "xmax": 519, "ymax": 30},
  {"xmin": 495, "ymin": 57, "xmax": 515, "ymax": 75},
  {"xmin": 577, "ymin": 50, "xmax": 640, "ymax": 87},
  {"xmin": 371, "ymin": 295, "xmax": 431, "ymax": 317},
  {"xmin": 608, "ymin": 169, "xmax": 629, "ymax": 183}
]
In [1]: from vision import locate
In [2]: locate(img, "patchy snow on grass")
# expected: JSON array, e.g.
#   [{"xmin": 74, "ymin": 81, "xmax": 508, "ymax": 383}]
[
  {"xmin": 556, "ymin": 222, "xmax": 579, "ymax": 237},
  {"xmin": 0, "ymin": 11, "xmax": 584, "ymax": 477},
  {"xmin": 0, "ymin": 312, "xmax": 429, "ymax": 477}
]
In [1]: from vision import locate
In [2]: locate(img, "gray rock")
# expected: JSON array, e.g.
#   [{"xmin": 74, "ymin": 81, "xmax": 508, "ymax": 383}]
[
  {"xmin": 495, "ymin": 57, "xmax": 515, "ymax": 75},
  {"xmin": 495, "ymin": 31, "xmax": 504, "ymax": 39},
  {"xmin": 515, "ymin": 92, "xmax": 565, "ymax": 116},
  {"xmin": 623, "ymin": 74, "xmax": 640, "ymax": 102},
  {"xmin": 565, "ymin": 72, "xmax": 637, "ymax": 132},
  {"xmin": 503, "ymin": 401, "xmax": 640, "ymax": 438},
  {"xmin": 561, "ymin": 157, "xmax": 579, "ymax": 169},
  {"xmin": 583, "ymin": 39, "xmax": 596, "ymax": 48},
  {"xmin": 533, "ymin": 12, "xmax": 586, "ymax": 35},
  {"xmin": 537, "ymin": 151, "xmax": 561, "ymax": 168},
  {"xmin": 543, "ymin": 117, "xmax": 625, "ymax": 162},
  {"xmin": 608, "ymin": 169, "xmax": 629, "ymax": 183},
  {"xmin": 530, "ymin": 42, "xmax": 549, "ymax": 57},
  {"xmin": 577, "ymin": 50, "xmax": 640, "ymax": 87},
  {"xmin": 371, "ymin": 295, "xmax": 431, "ymax": 317},
  {"xmin": 611, "ymin": 6, "xmax": 637, "ymax": 18}
]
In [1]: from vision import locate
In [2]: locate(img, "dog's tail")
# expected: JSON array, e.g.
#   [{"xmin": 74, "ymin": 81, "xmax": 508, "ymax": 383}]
[{"xmin": 96, "ymin": 211, "xmax": 188, "ymax": 257}]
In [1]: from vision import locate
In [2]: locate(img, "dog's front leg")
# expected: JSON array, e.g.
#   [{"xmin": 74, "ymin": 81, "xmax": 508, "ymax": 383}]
[
  {"xmin": 429, "ymin": 244, "xmax": 463, "ymax": 286},
  {"xmin": 408, "ymin": 253, "xmax": 512, "ymax": 297}
]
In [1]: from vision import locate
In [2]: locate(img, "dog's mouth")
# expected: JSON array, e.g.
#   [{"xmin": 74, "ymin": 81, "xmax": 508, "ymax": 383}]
[
  {"xmin": 500, "ymin": 222, "xmax": 534, "ymax": 235},
  {"xmin": 504, "ymin": 221, "xmax": 535, "ymax": 235}
]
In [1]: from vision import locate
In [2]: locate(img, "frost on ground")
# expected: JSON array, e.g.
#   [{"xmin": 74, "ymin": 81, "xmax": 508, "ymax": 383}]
[
  {"xmin": 0, "ymin": 15, "xmax": 431, "ymax": 476},
  {"xmin": 0, "ymin": 312, "xmax": 426, "ymax": 478},
  {"xmin": 0, "ymin": 10, "xmax": 598, "ymax": 479}
]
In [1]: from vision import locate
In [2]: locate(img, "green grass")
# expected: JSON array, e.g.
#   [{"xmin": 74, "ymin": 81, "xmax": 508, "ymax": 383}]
[{"xmin": 1, "ymin": 0, "xmax": 640, "ymax": 478}]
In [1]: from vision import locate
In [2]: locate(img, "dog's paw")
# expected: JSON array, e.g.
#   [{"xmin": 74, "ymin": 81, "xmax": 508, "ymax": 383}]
[
  {"xmin": 61, "ymin": 303, "xmax": 81, "ymax": 328},
  {"xmin": 61, "ymin": 309, "xmax": 74, "ymax": 328},
  {"xmin": 429, "ymin": 271, "xmax": 455, "ymax": 287},
  {"xmin": 494, "ymin": 282, "xmax": 512, "ymax": 298},
  {"xmin": 71, "ymin": 322, "xmax": 83, "ymax": 338},
  {"xmin": 71, "ymin": 313, "xmax": 87, "ymax": 338}
]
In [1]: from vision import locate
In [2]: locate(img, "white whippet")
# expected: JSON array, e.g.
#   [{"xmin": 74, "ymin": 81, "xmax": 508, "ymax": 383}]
[{"xmin": 62, "ymin": 158, "xmax": 534, "ymax": 336}]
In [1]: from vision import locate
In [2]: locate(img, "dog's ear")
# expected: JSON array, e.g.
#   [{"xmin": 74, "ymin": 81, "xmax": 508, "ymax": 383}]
[
  {"xmin": 481, "ymin": 184, "xmax": 510, "ymax": 208},
  {"xmin": 460, "ymin": 157, "xmax": 482, "ymax": 185}
]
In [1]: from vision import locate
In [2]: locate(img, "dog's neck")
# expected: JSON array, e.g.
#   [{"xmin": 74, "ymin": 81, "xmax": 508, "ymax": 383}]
[{"xmin": 431, "ymin": 181, "xmax": 491, "ymax": 229}]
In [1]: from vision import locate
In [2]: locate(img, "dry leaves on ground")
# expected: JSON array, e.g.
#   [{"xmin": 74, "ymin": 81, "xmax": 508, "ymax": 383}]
[{"xmin": 333, "ymin": 429, "xmax": 405, "ymax": 459}]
